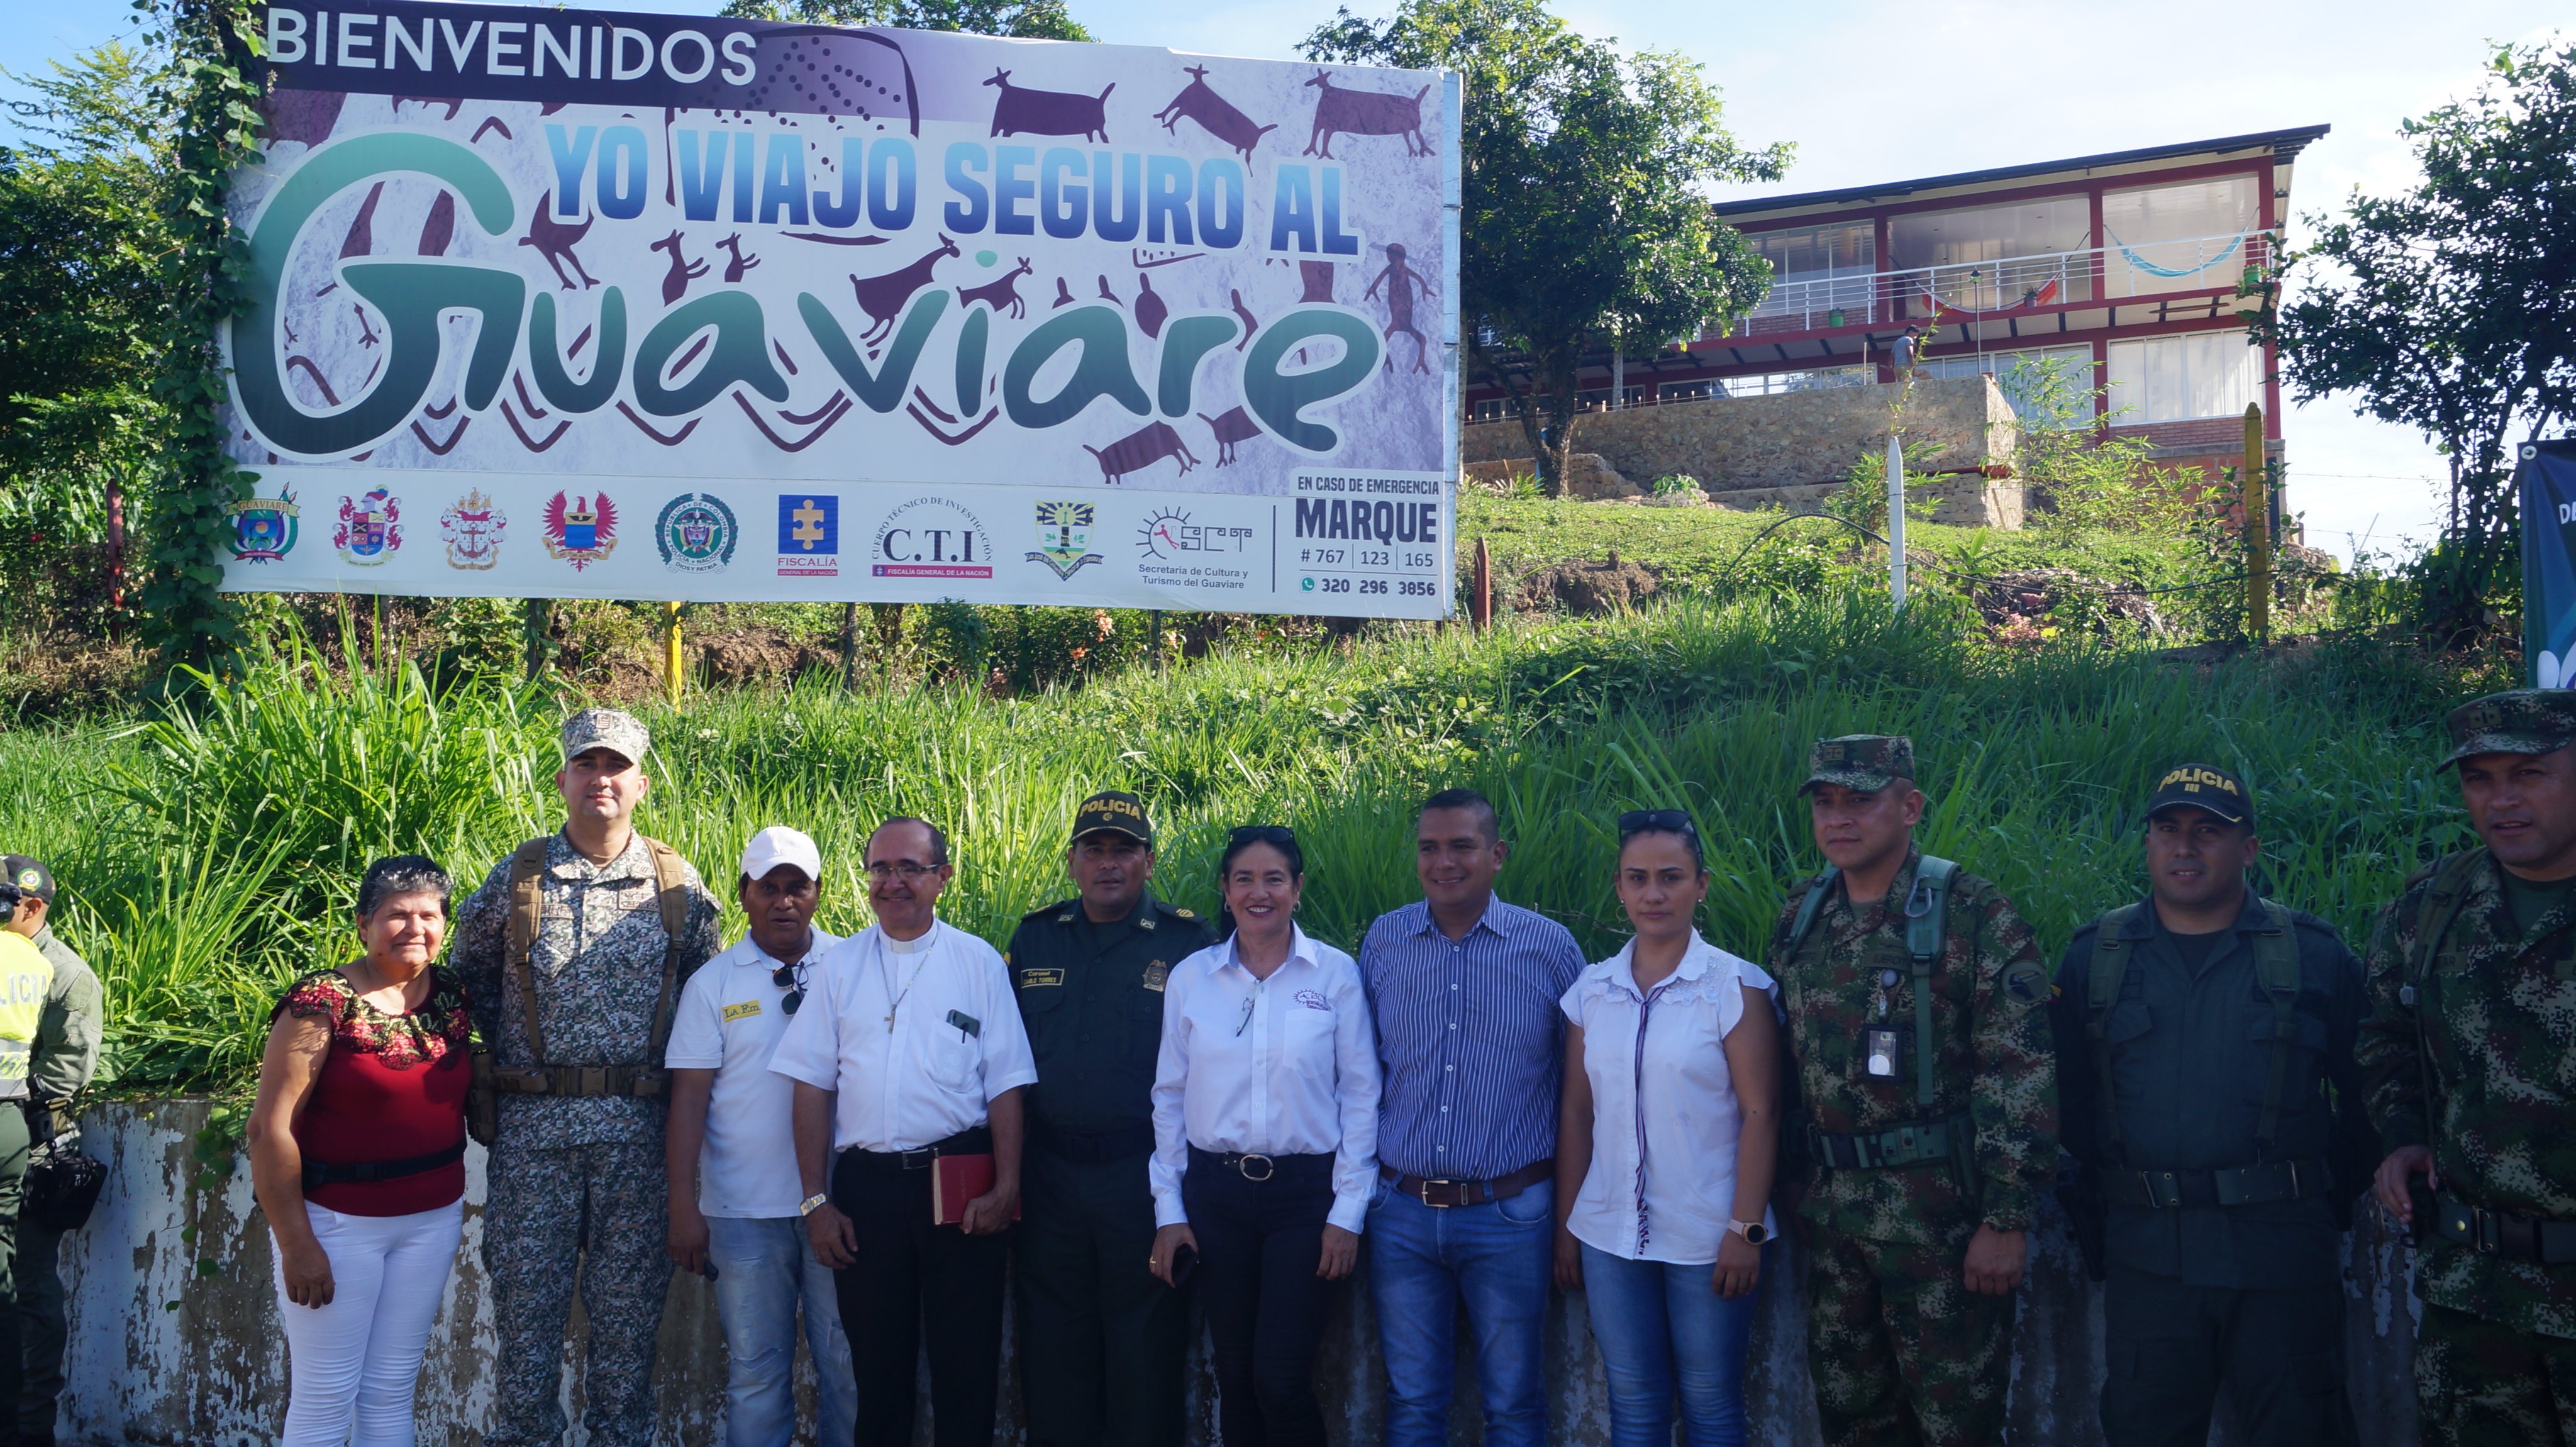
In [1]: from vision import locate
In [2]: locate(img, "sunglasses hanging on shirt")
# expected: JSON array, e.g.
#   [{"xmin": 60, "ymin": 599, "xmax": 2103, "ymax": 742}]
[{"xmin": 772, "ymin": 960, "xmax": 806, "ymax": 1016}]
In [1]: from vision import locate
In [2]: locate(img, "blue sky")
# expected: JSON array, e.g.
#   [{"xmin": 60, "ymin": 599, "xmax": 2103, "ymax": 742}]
[{"xmin": 8, "ymin": 0, "xmax": 2567, "ymax": 561}]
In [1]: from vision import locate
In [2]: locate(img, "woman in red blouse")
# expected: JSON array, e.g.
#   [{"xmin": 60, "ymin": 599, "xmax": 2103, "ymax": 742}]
[{"xmin": 247, "ymin": 855, "xmax": 472, "ymax": 1447}]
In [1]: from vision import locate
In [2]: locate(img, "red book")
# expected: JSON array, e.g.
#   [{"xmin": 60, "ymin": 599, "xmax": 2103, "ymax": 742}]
[{"xmin": 932, "ymin": 1154, "xmax": 1020, "ymax": 1226}]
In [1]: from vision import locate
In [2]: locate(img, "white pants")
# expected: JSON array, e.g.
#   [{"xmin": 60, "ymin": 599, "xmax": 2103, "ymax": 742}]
[{"xmin": 271, "ymin": 1199, "xmax": 464, "ymax": 1447}]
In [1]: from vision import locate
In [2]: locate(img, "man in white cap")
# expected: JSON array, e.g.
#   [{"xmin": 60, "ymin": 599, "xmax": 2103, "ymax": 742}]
[
  {"xmin": 665, "ymin": 826, "xmax": 858, "ymax": 1447},
  {"xmin": 453, "ymin": 707, "xmax": 724, "ymax": 1447}
]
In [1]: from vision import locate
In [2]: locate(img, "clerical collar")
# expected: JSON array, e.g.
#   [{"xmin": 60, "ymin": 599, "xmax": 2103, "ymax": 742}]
[{"xmin": 886, "ymin": 924, "xmax": 936, "ymax": 955}]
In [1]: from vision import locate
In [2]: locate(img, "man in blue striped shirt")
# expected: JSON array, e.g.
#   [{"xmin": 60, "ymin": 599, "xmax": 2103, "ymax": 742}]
[{"xmin": 1357, "ymin": 789, "xmax": 1587, "ymax": 1447}]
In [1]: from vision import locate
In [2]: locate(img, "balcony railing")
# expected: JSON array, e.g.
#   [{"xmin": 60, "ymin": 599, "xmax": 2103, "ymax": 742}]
[{"xmin": 1731, "ymin": 230, "xmax": 2278, "ymax": 338}]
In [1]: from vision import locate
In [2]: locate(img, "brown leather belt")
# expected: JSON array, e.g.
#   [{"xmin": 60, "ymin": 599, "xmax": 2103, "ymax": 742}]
[{"xmin": 1380, "ymin": 1158, "xmax": 1553, "ymax": 1208}]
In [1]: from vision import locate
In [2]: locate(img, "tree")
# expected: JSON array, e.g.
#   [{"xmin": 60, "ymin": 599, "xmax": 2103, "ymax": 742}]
[
  {"xmin": 1304, "ymin": 0, "xmax": 1786, "ymax": 496},
  {"xmin": 2263, "ymin": 39, "xmax": 2576, "ymax": 644},
  {"xmin": 719, "ymin": 0, "xmax": 1091, "ymax": 42}
]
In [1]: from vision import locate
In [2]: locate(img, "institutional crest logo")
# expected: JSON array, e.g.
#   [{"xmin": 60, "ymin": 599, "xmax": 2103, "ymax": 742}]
[
  {"xmin": 1138, "ymin": 507, "xmax": 1253, "ymax": 559},
  {"xmin": 226, "ymin": 487, "xmax": 301, "ymax": 562},
  {"xmin": 658, "ymin": 494, "xmax": 740, "ymax": 574},
  {"xmin": 1028, "ymin": 501, "xmax": 1103, "ymax": 580},
  {"xmin": 872, "ymin": 497, "xmax": 992, "ymax": 580},
  {"xmin": 543, "ymin": 491, "xmax": 620, "ymax": 570},
  {"xmin": 777, "ymin": 494, "xmax": 840, "ymax": 578},
  {"xmin": 439, "ymin": 491, "xmax": 507, "ymax": 570},
  {"xmin": 333, "ymin": 487, "xmax": 402, "ymax": 565}
]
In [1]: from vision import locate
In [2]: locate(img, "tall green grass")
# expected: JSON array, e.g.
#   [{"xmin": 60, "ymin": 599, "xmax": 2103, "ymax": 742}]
[{"xmin": 0, "ymin": 590, "xmax": 2487, "ymax": 1092}]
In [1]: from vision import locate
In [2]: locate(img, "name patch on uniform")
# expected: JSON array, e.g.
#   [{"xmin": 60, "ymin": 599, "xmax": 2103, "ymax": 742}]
[
  {"xmin": 1019, "ymin": 968, "xmax": 1066, "ymax": 989},
  {"xmin": 1141, "ymin": 961, "xmax": 1170, "ymax": 992},
  {"xmin": 1296, "ymin": 989, "xmax": 1331, "ymax": 1012},
  {"xmin": 722, "ymin": 1000, "xmax": 763, "ymax": 1023}
]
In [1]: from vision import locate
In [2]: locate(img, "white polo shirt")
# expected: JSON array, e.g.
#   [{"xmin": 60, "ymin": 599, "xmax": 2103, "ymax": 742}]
[
  {"xmin": 1560, "ymin": 933, "xmax": 1780, "ymax": 1265},
  {"xmin": 664, "ymin": 927, "xmax": 842, "ymax": 1218},
  {"xmin": 1149, "ymin": 925, "xmax": 1381, "ymax": 1233},
  {"xmin": 769, "ymin": 919, "xmax": 1039, "ymax": 1153}
]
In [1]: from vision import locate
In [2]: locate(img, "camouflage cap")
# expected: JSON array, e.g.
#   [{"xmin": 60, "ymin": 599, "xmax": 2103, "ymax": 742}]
[
  {"xmin": 560, "ymin": 707, "xmax": 650, "ymax": 765},
  {"xmin": 1801, "ymin": 735, "xmax": 1916, "ymax": 793},
  {"xmin": 2440, "ymin": 689, "xmax": 2576, "ymax": 769}
]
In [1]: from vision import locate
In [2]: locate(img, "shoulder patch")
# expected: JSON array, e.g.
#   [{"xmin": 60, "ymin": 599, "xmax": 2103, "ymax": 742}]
[
  {"xmin": 1019, "ymin": 967, "xmax": 1066, "ymax": 989},
  {"xmin": 1171, "ymin": 906, "xmax": 1197, "ymax": 918},
  {"xmin": 2001, "ymin": 959, "xmax": 2051, "ymax": 1009}
]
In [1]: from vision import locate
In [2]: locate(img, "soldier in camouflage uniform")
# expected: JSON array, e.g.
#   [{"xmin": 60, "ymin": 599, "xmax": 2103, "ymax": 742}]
[
  {"xmin": 2358, "ymin": 690, "xmax": 2576, "ymax": 1444},
  {"xmin": 1765, "ymin": 735, "xmax": 2058, "ymax": 1447},
  {"xmin": 454, "ymin": 709, "xmax": 723, "ymax": 1447}
]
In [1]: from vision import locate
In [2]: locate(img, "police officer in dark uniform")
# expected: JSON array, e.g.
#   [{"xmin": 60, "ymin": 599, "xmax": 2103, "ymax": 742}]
[
  {"xmin": 1008, "ymin": 792, "xmax": 1216, "ymax": 1447},
  {"xmin": 2051, "ymin": 765, "xmax": 2372, "ymax": 1447}
]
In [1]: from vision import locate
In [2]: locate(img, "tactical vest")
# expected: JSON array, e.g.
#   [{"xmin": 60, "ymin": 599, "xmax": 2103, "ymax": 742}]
[
  {"xmin": 467, "ymin": 836, "xmax": 691, "ymax": 1141},
  {"xmin": 0, "ymin": 931, "xmax": 49, "ymax": 1101},
  {"xmin": 2397, "ymin": 851, "xmax": 2576, "ymax": 1127},
  {"xmin": 1784, "ymin": 857, "xmax": 1957, "ymax": 1108},
  {"xmin": 2082, "ymin": 898, "xmax": 2302, "ymax": 1158}
]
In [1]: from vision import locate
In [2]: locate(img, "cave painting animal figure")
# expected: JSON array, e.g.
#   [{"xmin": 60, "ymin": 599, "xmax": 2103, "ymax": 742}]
[
  {"xmin": 651, "ymin": 231, "xmax": 709, "ymax": 305},
  {"xmin": 984, "ymin": 69, "xmax": 1113, "ymax": 143},
  {"xmin": 1097, "ymin": 275, "xmax": 1122, "ymax": 307},
  {"xmin": 1198, "ymin": 407, "xmax": 1260, "ymax": 467},
  {"xmin": 1084, "ymin": 421, "xmax": 1199, "ymax": 484},
  {"xmin": 1366, "ymin": 243, "xmax": 1433, "ymax": 374},
  {"xmin": 1053, "ymin": 276, "xmax": 1079, "ymax": 309},
  {"xmin": 1299, "ymin": 260, "xmax": 1336, "ymax": 304},
  {"xmin": 340, "ymin": 182, "xmax": 387, "ymax": 262},
  {"xmin": 519, "ymin": 192, "xmax": 600, "ymax": 289},
  {"xmin": 716, "ymin": 233, "xmax": 760, "ymax": 284},
  {"xmin": 418, "ymin": 191, "xmax": 458, "ymax": 256},
  {"xmin": 1155, "ymin": 66, "xmax": 1277, "ymax": 161},
  {"xmin": 1229, "ymin": 289, "xmax": 1259, "ymax": 350},
  {"xmin": 1133, "ymin": 271, "xmax": 1169, "ymax": 338},
  {"xmin": 1304, "ymin": 70, "xmax": 1433, "ymax": 158},
  {"xmin": 850, "ymin": 233, "xmax": 960, "ymax": 345},
  {"xmin": 957, "ymin": 257, "xmax": 1035, "ymax": 318}
]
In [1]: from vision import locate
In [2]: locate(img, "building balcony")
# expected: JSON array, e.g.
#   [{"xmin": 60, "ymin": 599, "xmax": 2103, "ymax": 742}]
[{"xmin": 1704, "ymin": 230, "xmax": 2279, "ymax": 362}]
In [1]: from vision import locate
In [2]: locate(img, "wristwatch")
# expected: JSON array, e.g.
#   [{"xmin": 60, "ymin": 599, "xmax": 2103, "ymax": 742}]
[
  {"xmin": 799, "ymin": 1192, "xmax": 830, "ymax": 1217},
  {"xmin": 1728, "ymin": 1219, "xmax": 1772, "ymax": 1245}
]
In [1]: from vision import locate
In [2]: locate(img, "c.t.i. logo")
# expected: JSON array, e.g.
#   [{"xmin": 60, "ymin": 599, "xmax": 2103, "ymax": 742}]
[
  {"xmin": 440, "ymin": 490, "xmax": 507, "ymax": 570},
  {"xmin": 542, "ymin": 491, "xmax": 619, "ymax": 570},
  {"xmin": 778, "ymin": 494, "xmax": 840, "ymax": 578},
  {"xmin": 1028, "ymin": 501, "xmax": 1103, "ymax": 580},
  {"xmin": 226, "ymin": 488, "xmax": 301, "ymax": 563},
  {"xmin": 334, "ymin": 487, "xmax": 402, "ymax": 565},
  {"xmin": 657, "ymin": 494, "xmax": 740, "ymax": 574}
]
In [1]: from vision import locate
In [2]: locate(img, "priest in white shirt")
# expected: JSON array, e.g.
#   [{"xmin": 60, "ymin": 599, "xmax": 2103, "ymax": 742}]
[
  {"xmin": 1146, "ymin": 825, "xmax": 1379, "ymax": 1447},
  {"xmin": 770, "ymin": 818, "xmax": 1038, "ymax": 1447},
  {"xmin": 664, "ymin": 825, "xmax": 858, "ymax": 1447}
]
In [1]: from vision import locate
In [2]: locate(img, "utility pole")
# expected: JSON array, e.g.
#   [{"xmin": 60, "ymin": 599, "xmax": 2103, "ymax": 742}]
[
  {"xmin": 2243, "ymin": 403, "xmax": 2270, "ymax": 643},
  {"xmin": 663, "ymin": 601, "xmax": 684, "ymax": 707},
  {"xmin": 1472, "ymin": 536, "xmax": 1492, "ymax": 633},
  {"xmin": 1887, "ymin": 435, "xmax": 1907, "ymax": 609}
]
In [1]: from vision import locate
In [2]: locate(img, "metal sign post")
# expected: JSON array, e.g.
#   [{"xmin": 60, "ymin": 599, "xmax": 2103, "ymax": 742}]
[{"xmin": 1887, "ymin": 435, "xmax": 1907, "ymax": 609}]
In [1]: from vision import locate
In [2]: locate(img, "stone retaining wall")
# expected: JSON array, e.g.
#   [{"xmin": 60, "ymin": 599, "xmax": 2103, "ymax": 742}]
[{"xmin": 57, "ymin": 1099, "xmax": 2422, "ymax": 1446}]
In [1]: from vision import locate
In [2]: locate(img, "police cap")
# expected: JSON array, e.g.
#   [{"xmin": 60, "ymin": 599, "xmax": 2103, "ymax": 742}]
[
  {"xmin": 2143, "ymin": 763, "xmax": 2254, "ymax": 827},
  {"xmin": 1071, "ymin": 790, "xmax": 1152, "ymax": 846}
]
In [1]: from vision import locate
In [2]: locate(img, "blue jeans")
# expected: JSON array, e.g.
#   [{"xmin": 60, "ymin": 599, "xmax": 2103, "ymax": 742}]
[
  {"xmin": 1578, "ymin": 1242, "xmax": 1762, "ymax": 1447},
  {"xmin": 706, "ymin": 1215, "xmax": 858, "ymax": 1447},
  {"xmin": 1365, "ymin": 1178, "xmax": 1555, "ymax": 1447}
]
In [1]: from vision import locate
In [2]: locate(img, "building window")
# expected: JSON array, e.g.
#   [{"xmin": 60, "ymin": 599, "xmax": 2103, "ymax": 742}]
[
  {"xmin": 2102, "ymin": 175, "xmax": 2260, "ymax": 297},
  {"xmin": 1720, "ymin": 365, "xmax": 1874, "ymax": 398},
  {"xmin": 1911, "ymin": 345, "xmax": 2097, "ymax": 423},
  {"xmin": 2107, "ymin": 331, "xmax": 2258, "ymax": 423}
]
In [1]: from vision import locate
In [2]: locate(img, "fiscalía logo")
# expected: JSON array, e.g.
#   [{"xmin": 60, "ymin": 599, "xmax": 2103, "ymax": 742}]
[
  {"xmin": 658, "ymin": 494, "xmax": 740, "ymax": 574},
  {"xmin": 543, "ymin": 491, "xmax": 619, "ymax": 570},
  {"xmin": 440, "ymin": 490, "xmax": 506, "ymax": 570},
  {"xmin": 1138, "ymin": 507, "xmax": 1253, "ymax": 560},
  {"xmin": 778, "ymin": 494, "xmax": 840, "ymax": 578},
  {"xmin": 334, "ymin": 487, "xmax": 402, "ymax": 565},
  {"xmin": 1028, "ymin": 501, "xmax": 1102, "ymax": 580},
  {"xmin": 872, "ymin": 497, "xmax": 991, "ymax": 580},
  {"xmin": 227, "ymin": 488, "xmax": 301, "ymax": 562}
]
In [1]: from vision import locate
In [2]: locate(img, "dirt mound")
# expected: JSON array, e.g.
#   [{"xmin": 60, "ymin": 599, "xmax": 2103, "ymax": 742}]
[
  {"xmin": 698, "ymin": 631, "xmax": 843, "ymax": 688},
  {"xmin": 1970, "ymin": 566, "xmax": 2166, "ymax": 638},
  {"xmin": 1516, "ymin": 553, "xmax": 1658, "ymax": 615}
]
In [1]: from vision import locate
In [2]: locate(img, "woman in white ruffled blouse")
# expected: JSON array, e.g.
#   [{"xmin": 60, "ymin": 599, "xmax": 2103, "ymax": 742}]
[{"xmin": 1553, "ymin": 810, "xmax": 1783, "ymax": 1447}]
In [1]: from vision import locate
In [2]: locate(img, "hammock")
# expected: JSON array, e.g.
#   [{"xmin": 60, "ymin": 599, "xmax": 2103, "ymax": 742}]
[{"xmin": 2107, "ymin": 228, "xmax": 2251, "ymax": 279}]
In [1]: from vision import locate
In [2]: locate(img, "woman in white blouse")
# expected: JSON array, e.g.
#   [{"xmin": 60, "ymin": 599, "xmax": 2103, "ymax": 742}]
[
  {"xmin": 1147, "ymin": 825, "xmax": 1380, "ymax": 1447},
  {"xmin": 1553, "ymin": 810, "xmax": 1782, "ymax": 1447}
]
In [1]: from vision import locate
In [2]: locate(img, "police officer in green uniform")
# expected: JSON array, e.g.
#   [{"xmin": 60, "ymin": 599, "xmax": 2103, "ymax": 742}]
[
  {"xmin": 2051, "ymin": 765, "xmax": 2370, "ymax": 1447},
  {"xmin": 1008, "ymin": 792, "xmax": 1215, "ymax": 1447}
]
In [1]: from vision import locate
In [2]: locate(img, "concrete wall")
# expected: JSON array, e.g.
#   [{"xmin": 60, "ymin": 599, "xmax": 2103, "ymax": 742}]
[
  {"xmin": 57, "ymin": 1099, "xmax": 2423, "ymax": 1446},
  {"xmin": 1462, "ymin": 378, "xmax": 2020, "ymax": 497}
]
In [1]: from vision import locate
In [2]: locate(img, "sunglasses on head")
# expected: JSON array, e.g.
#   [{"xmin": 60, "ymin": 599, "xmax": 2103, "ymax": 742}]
[
  {"xmin": 1227, "ymin": 824, "xmax": 1298, "ymax": 847},
  {"xmin": 1616, "ymin": 809, "xmax": 1699, "ymax": 838},
  {"xmin": 771, "ymin": 960, "xmax": 806, "ymax": 1016}
]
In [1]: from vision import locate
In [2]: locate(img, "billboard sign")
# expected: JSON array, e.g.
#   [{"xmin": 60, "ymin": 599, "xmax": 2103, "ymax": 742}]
[
  {"xmin": 218, "ymin": 1, "xmax": 1460, "ymax": 617},
  {"xmin": 2522, "ymin": 440, "xmax": 2576, "ymax": 686}
]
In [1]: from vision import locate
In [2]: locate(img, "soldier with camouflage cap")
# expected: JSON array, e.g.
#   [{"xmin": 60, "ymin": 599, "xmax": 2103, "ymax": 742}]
[
  {"xmin": 1765, "ymin": 735, "xmax": 2058, "ymax": 1446},
  {"xmin": 2358, "ymin": 689, "xmax": 2576, "ymax": 1444},
  {"xmin": 453, "ymin": 708, "xmax": 723, "ymax": 1447}
]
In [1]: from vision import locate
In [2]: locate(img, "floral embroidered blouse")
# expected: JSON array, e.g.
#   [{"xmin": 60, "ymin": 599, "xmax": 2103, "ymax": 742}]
[{"xmin": 275, "ymin": 966, "xmax": 474, "ymax": 1215}]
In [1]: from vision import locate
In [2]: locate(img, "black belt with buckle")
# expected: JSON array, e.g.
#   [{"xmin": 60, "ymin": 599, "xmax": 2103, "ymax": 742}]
[
  {"xmin": 2435, "ymin": 1192, "xmax": 2576, "ymax": 1264},
  {"xmin": 2105, "ymin": 1156, "xmax": 2329, "ymax": 1210},
  {"xmin": 1380, "ymin": 1158, "xmax": 1553, "ymax": 1207},
  {"xmin": 1190, "ymin": 1145, "xmax": 1329, "ymax": 1183},
  {"xmin": 850, "ymin": 1127, "xmax": 992, "ymax": 1172}
]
